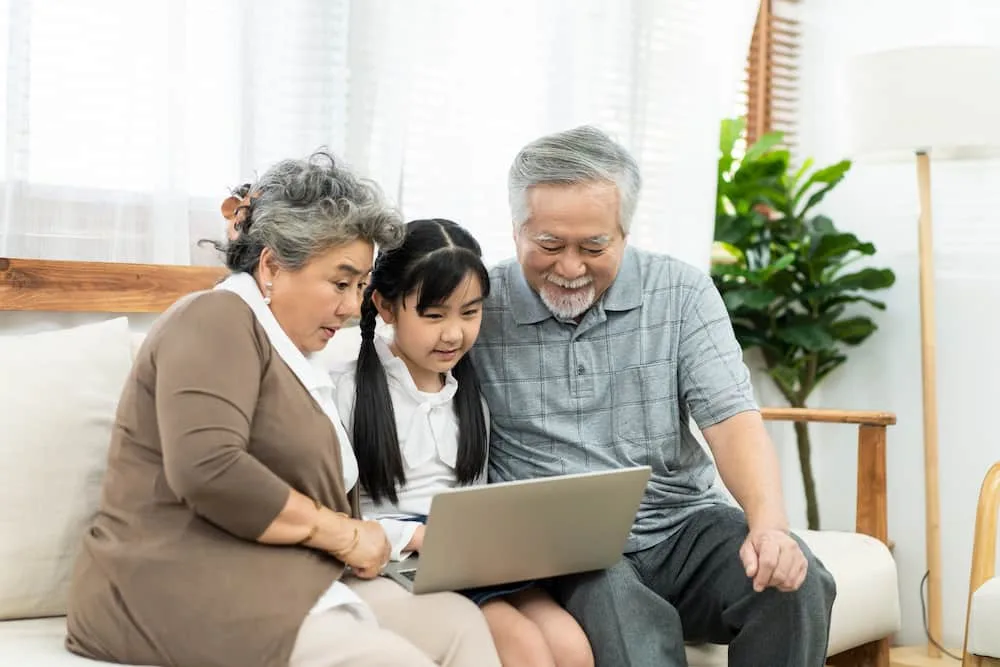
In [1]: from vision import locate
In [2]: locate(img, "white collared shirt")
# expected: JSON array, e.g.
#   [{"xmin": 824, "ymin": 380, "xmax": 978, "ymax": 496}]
[
  {"xmin": 332, "ymin": 335, "xmax": 488, "ymax": 561},
  {"xmin": 214, "ymin": 273, "xmax": 373, "ymax": 624}
]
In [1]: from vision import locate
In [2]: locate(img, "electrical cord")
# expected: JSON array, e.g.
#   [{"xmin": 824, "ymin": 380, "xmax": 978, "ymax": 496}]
[{"xmin": 919, "ymin": 570, "xmax": 962, "ymax": 661}]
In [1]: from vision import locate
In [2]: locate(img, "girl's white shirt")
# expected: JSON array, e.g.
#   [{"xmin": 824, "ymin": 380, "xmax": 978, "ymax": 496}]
[
  {"xmin": 331, "ymin": 333, "xmax": 488, "ymax": 561},
  {"xmin": 214, "ymin": 272, "xmax": 374, "ymax": 624}
]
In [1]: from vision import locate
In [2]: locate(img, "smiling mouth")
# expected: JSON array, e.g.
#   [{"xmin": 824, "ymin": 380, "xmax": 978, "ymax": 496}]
[{"xmin": 434, "ymin": 349, "xmax": 459, "ymax": 355}]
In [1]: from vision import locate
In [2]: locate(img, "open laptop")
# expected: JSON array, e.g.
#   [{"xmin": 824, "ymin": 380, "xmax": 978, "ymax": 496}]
[{"xmin": 382, "ymin": 466, "xmax": 651, "ymax": 594}]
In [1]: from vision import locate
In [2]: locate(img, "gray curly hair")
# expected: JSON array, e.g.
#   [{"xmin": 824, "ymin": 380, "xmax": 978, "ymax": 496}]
[
  {"xmin": 507, "ymin": 125, "xmax": 642, "ymax": 234},
  {"xmin": 222, "ymin": 150, "xmax": 405, "ymax": 273}
]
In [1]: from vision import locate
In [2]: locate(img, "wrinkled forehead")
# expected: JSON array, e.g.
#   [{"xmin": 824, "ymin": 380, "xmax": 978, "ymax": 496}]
[{"xmin": 524, "ymin": 182, "xmax": 622, "ymax": 239}]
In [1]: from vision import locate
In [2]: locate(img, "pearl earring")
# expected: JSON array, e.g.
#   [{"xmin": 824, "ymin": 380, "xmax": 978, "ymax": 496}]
[{"xmin": 263, "ymin": 281, "xmax": 273, "ymax": 306}]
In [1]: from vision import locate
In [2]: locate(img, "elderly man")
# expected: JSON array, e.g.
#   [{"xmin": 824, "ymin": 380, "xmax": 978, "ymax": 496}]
[{"xmin": 470, "ymin": 125, "xmax": 836, "ymax": 667}]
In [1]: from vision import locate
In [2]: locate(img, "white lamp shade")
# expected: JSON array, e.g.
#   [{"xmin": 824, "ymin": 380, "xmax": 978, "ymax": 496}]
[{"xmin": 846, "ymin": 45, "xmax": 1000, "ymax": 159}]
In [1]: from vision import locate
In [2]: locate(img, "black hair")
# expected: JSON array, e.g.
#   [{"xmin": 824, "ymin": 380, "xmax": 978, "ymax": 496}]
[{"xmin": 354, "ymin": 218, "xmax": 491, "ymax": 504}]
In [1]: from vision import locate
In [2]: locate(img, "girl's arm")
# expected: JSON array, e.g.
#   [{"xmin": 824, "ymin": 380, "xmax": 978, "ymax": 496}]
[{"xmin": 376, "ymin": 518, "xmax": 422, "ymax": 560}]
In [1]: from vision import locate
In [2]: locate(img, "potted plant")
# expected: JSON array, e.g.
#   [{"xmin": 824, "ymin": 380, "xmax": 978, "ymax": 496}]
[{"xmin": 712, "ymin": 117, "xmax": 895, "ymax": 530}]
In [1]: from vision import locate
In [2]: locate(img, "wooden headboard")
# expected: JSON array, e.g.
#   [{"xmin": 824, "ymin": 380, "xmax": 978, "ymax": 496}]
[{"xmin": 0, "ymin": 257, "xmax": 227, "ymax": 313}]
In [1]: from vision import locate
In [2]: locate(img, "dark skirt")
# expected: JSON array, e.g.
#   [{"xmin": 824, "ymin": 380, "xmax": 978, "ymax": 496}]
[{"xmin": 398, "ymin": 514, "xmax": 537, "ymax": 606}]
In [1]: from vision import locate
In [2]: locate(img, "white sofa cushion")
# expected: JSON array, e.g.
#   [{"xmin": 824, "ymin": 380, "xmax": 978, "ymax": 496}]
[
  {"xmin": 683, "ymin": 529, "xmax": 900, "ymax": 665},
  {"xmin": 968, "ymin": 576, "xmax": 1000, "ymax": 658},
  {"xmin": 0, "ymin": 617, "xmax": 147, "ymax": 666},
  {"xmin": 0, "ymin": 317, "xmax": 133, "ymax": 620}
]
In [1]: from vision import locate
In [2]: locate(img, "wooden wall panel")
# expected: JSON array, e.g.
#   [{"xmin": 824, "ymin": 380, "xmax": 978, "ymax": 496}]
[{"xmin": 0, "ymin": 258, "xmax": 226, "ymax": 313}]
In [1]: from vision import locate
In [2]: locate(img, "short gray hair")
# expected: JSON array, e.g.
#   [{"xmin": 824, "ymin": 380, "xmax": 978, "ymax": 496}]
[
  {"xmin": 507, "ymin": 125, "xmax": 642, "ymax": 233},
  {"xmin": 223, "ymin": 150, "xmax": 405, "ymax": 273}
]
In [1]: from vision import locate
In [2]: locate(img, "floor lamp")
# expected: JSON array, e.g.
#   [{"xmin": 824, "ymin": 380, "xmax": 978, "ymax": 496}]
[{"xmin": 845, "ymin": 45, "xmax": 1000, "ymax": 664}]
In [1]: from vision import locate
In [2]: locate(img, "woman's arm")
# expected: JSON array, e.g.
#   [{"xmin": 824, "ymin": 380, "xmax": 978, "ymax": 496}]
[
  {"xmin": 258, "ymin": 488, "xmax": 361, "ymax": 554},
  {"xmin": 155, "ymin": 294, "xmax": 334, "ymax": 543}
]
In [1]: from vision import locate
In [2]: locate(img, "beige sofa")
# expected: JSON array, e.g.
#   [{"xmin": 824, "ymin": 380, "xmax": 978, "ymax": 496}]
[{"xmin": 0, "ymin": 312, "xmax": 902, "ymax": 666}]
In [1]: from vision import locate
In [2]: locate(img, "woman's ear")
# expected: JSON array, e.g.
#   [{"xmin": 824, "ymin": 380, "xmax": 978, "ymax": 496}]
[
  {"xmin": 372, "ymin": 290, "xmax": 396, "ymax": 324},
  {"xmin": 255, "ymin": 247, "xmax": 281, "ymax": 289}
]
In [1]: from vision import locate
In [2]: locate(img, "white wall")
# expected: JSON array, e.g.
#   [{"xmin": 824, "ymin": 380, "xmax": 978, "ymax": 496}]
[{"xmin": 781, "ymin": 0, "xmax": 1000, "ymax": 648}]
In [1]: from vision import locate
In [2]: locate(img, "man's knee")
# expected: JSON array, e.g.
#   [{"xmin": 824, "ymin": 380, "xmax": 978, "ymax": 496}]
[
  {"xmin": 554, "ymin": 558, "xmax": 644, "ymax": 609},
  {"xmin": 753, "ymin": 538, "xmax": 836, "ymax": 629},
  {"xmin": 796, "ymin": 537, "xmax": 837, "ymax": 613},
  {"xmin": 552, "ymin": 557, "xmax": 685, "ymax": 656}
]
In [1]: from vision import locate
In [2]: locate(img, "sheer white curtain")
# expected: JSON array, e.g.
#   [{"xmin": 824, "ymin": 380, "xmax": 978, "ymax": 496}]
[{"xmin": 0, "ymin": 0, "xmax": 757, "ymax": 269}]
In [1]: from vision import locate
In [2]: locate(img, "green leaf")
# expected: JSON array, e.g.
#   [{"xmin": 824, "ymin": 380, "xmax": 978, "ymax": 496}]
[
  {"xmin": 732, "ymin": 324, "xmax": 784, "ymax": 357},
  {"xmin": 718, "ymin": 117, "xmax": 745, "ymax": 177},
  {"xmin": 793, "ymin": 160, "xmax": 851, "ymax": 217},
  {"xmin": 743, "ymin": 130, "xmax": 785, "ymax": 162},
  {"xmin": 776, "ymin": 323, "xmax": 837, "ymax": 351},
  {"xmin": 720, "ymin": 117, "xmax": 745, "ymax": 158},
  {"xmin": 810, "ymin": 232, "xmax": 876, "ymax": 262},
  {"xmin": 828, "ymin": 316, "xmax": 878, "ymax": 345},
  {"xmin": 804, "ymin": 268, "xmax": 896, "ymax": 301},
  {"xmin": 818, "ymin": 294, "xmax": 887, "ymax": 312},
  {"xmin": 723, "ymin": 288, "xmax": 778, "ymax": 311},
  {"xmin": 761, "ymin": 252, "xmax": 796, "ymax": 279},
  {"xmin": 788, "ymin": 157, "xmax": 815, "ymax": 192},
  {"xmin": 809, "ymin": 215, "xmax": 837, "ymax": 235},
  {"xmin": 764, "ymin": 266, "xmax": 798, "ymax": 291},
  {"xmin": 831, "ymin": 267, "xmax": 896, "ymax": 291},
  {"xmin": 715, "ymin": 213, "xmax": 755, "ymax": 246},
  {"xmin": 814, "ymin": 353, "xmax": 848, "ymax": 384}
]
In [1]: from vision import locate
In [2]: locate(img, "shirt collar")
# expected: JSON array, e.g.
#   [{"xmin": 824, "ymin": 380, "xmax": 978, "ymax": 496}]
[
  {"xmin": 373, "ymin": 334, "xmax": 458, "ymax": 407},
  {"xmin": 372, "ymin": 334, "xmax": 459, "ymax": 469},
  {"xmin": 507, "ymin": 245, "xmax": 643, "ymax": 324},
  {"xmin": 214, "ymin": 272, "xmax": 333, "ymax": 393},
  {"xmin": 601, "ymin": 246, "xmax": 643, "ymax": 312},
  {"xmin": 508, "ymin": 261, "xmax": 553, "ymax": 325}
]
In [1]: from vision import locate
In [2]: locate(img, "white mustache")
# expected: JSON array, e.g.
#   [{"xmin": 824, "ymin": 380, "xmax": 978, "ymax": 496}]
[{"xmin": 546, "ymin": 275, "xmax": 592, "ymax": 289}]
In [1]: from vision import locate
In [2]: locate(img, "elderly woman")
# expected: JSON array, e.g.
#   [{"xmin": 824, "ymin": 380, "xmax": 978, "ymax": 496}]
[{"xmin": 65, "ymin": 151, "xmax": 501, "ymax": 667}]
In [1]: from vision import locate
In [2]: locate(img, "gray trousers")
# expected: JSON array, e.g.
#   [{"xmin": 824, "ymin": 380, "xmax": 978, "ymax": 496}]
[{"xmin": 551, "ymin": 505, "xmax": 836, "ymax": 667}]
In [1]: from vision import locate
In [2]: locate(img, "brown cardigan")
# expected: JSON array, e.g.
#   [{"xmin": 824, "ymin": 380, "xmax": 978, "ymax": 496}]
[{"xmin": 66, "ymin": 290, "xmax": 359, "ymax": 667}]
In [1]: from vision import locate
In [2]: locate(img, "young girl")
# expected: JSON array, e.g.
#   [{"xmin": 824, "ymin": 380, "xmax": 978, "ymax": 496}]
[{"xmin": 332, "ymin": 218, "xmax": 593, "ymax": 667}]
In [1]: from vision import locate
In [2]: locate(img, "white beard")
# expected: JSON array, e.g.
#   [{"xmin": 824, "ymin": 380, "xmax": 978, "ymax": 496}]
[{"xmin": 539, "ymin": 277, "xmax": 596, "ymax": 320}]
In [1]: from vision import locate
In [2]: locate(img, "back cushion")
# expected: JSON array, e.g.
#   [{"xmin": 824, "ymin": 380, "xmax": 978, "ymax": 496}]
[{"xmin": 0, "ymin": 317, "xmax": 133, "ymax": 620}]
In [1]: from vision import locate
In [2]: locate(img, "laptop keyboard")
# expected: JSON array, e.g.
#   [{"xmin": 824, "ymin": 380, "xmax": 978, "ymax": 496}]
[{"xmin": 398, "ymin": 569, "xmax": 417, "ymax": 581}]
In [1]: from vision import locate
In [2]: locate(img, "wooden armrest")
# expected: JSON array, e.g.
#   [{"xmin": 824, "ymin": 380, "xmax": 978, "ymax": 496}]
[
  {"xmin": 963, "ymin": 461, "xmax": 1000, "ymax": 660},
  {"xmin": 760, "ymin": 406, "xmax": 895, "ymax": 545},
  {"xmin": 969, "ymin": 462, "xmax": 1000, "ymax": 590},
  {"xmin": 761, "ymin": 407, "xmax": 897, "ymax": 426}
]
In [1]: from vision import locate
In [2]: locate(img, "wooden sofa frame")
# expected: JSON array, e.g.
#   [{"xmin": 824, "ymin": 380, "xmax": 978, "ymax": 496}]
[
  {"xmin": 0, "ymin": 256, "xmax": 898, "ymax": 667},
  {"xmin": 962, "ymin": 461, "xmax": 1000, "ymax": 666}
]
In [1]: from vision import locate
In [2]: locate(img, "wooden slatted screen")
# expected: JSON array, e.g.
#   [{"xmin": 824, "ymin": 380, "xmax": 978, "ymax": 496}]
[{"xmin": 744, "ymin": 0, "xmax": 801, "ymax": 149}]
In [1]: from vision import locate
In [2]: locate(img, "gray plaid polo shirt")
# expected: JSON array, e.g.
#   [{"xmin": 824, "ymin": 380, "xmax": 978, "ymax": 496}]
[{"xmin": 470, "ymin": 246, "xmax": 758, "ymax": 552}]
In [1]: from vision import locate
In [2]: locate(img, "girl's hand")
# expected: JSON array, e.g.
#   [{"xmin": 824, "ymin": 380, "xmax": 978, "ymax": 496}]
[
  {"xmin": 334, "ymin": 519, "xmax": 391, "ymax": 579},
  {"xmin": 405, "ymin": 525, "xmax": 426, "ymax": 553}
]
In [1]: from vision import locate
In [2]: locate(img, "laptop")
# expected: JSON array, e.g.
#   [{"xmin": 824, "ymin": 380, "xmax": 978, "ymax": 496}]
[{"xmin": 382, "ymin": 466, "xmax": 651, "ymax": 594}]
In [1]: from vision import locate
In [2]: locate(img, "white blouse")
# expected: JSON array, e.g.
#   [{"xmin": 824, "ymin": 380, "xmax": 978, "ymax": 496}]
[{"xmin": 332, "ymin": 335, "xmax": 488, "ymax": 561}]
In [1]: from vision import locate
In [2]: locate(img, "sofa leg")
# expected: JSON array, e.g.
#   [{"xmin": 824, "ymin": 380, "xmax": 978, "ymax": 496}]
[{"xmin": 827, "ymin": 638, "xmax": 890, "ymax": 667}]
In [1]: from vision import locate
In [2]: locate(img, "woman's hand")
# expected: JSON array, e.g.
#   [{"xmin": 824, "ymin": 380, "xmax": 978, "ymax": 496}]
[{"xmin": 334, "ymin": 518, "xmax": 391, "ymax": 579}]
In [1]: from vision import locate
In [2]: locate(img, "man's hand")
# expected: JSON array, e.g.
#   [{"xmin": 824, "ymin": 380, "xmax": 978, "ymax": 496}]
[{"xmin": 739, "ymin": 528, "xmax": 808, "ymax": 593}]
